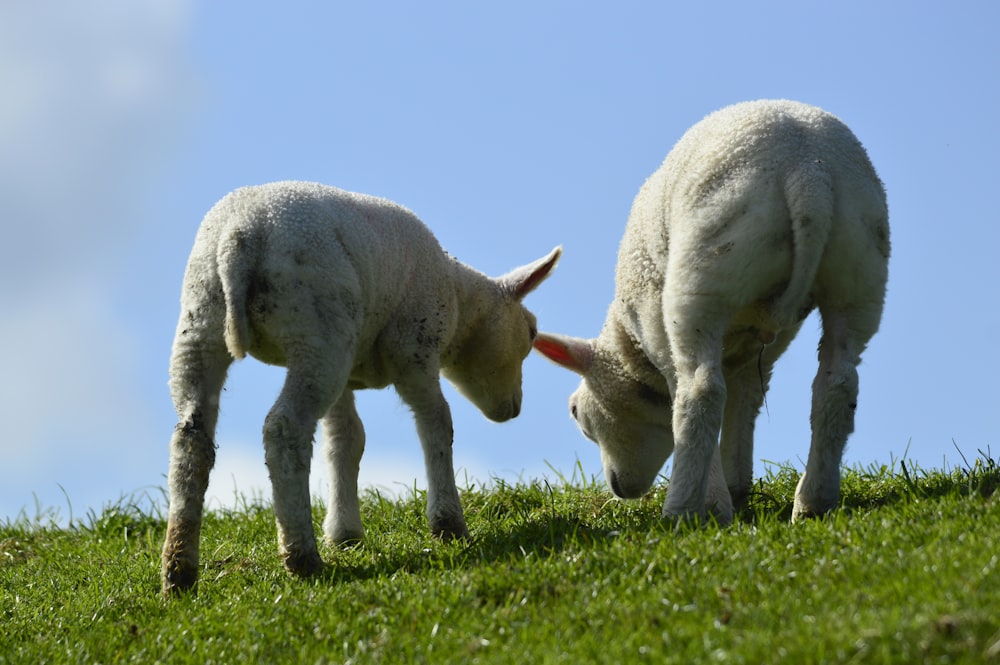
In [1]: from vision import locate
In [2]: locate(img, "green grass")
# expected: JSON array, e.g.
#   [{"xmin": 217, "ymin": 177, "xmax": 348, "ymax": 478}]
[{"xmin": 2, "ymin": 456, "xmax": 999, "ymax": 664}]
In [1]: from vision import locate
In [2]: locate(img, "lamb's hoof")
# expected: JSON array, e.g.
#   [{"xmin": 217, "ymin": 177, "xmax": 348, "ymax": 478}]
[
  {"xmin": 702, "ymin": 497, "xmax": 735, "ymax": 526},
  {"xmin": 791, "ymin": 495, "xmax": 837, "ymax": 523},
  {"xmin": 790, "ymin": 505, "xmax": 833, "ymax": 523},
  {"xmin": 430, "ymin": 515, "xmax": 470, "ymax": 541},
  {"xmin": 662, "ymin": 507, "xmax": 715, "ymax": 530},
  {"xmin": 161, "ymin": 554, "xmax": 199, "ymax": 597},
  {"xmin": 326, "ymin": 533, "xmax": 364, "ymax": 550},
  {"xmin": 729, "ymin": 488, "xmax": 751, "ymax": 514},
  {"xmin": 282, "ymin": 549, "xmax": 325, "ymax": 578},
  {"xmin": 709, "ymin": 509, "xmax": 734, "ymax": 527},
  {"xmin": 161, "ymin": 567, "xmax": 198, "ymax": 598},
  {"xmin": 325, "ymin": 525, "xmax": 365, "ymax": 549}
]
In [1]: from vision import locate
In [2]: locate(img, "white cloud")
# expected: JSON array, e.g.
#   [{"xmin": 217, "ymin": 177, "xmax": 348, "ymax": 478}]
[
  {"xmin": 0, "ymin": 287, "xmax": 164, "ymax": 521},
  {"xmin": 0, "ymin": 289, "xmax": 147, "ymax": 461},
  {"xmin": 203, "ymin": 424, "xmax": 507, "ymax": 516},
  {"xmin": 0, "ymin": 1, "xmax": 197, "ymax": 292},
  {"xmin": 204, "ymin": 435, "xmax": 463, "ymax": 513},
  {"xmin": 0, "ymin": 1, "xmax": 197, "ymax": 522}
]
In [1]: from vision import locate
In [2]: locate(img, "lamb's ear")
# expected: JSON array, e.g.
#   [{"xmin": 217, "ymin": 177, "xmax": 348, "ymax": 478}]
[
  {"xmin": 533, "ymin": 332, "xmax": 594, "ymax": 375},
  {"xmin": 500, "ymin": 246, "xmax": 562, "ymax": 300}
]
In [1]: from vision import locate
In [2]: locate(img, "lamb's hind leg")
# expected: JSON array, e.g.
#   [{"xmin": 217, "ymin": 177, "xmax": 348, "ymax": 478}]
[
  {"xmin": 720, "ymin": 360, "xmax": 766, "ymax": 512},
  {"xmin": 264, "ymin": 359, "xmax": 348, "ymax": 577},
  {"xmin": 161, "ymin": 342, "xmax": 231, "ymax": 596},
  {"xmin": 322, "ymin": 390, "xmax": 366, "ymax": 546},
  {"xmin": 792, "ymin": 307, "xmax": 878, "ymax": 520},
  {"xmin": 720, "ymin": 329, "xmax": 797, "ymax": 511}
]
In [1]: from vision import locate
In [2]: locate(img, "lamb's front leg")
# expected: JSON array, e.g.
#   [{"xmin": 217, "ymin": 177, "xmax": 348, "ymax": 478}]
[
  {"xmin": 704, "ymin": 446, "xmax": 734, "ymax": 525},
  {"xmin": 396, "ymin": 376, "xmax": 469, "ymax": 540},
  {"xmin": 720, "ymin": 329, "xmax": 797, "ymax": 510},
  {"xmin": 662, "ymin": 303, "xmax": 728, "ymax": 522},
  {"xmin": 663, "ymin": 367, "xmax": 727, "ymax": 522},
  {"xmin": 322, "ymin": 391, "xmax": 366, "ymax": 546}
]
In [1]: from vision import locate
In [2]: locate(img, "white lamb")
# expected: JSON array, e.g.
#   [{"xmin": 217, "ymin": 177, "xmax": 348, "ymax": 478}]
[
  {"xmin": 161, "ymin": 180, "xmax": 560, "ymax": 594},
  {"xmin": 534, "ymin": 100, "xmax": 889, "ymax": 525}
]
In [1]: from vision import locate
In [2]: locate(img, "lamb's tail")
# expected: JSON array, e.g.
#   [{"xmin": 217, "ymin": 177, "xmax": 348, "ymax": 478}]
[
  {"xmin": 769, "ymin": 160, "xmax": 834, "ymax": 328},
  {"xmin": 217, "ymin": 227, "xmax": 258, "ymax": 360}
]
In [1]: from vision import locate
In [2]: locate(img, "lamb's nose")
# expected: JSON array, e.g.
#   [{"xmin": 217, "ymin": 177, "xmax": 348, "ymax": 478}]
[
  {"xmin": 487, "ymin": 396, "xmax": 520, "ymax": 423},
  {"xmin": 608, "ymin": 470, "xmax": 624, "ymax": 498}
]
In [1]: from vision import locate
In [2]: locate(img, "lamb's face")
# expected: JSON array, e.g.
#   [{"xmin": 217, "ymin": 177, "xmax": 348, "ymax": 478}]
[
  {"xmin": 569, "ymin": 353, "xmax": 674, "ymax": 499},
  {"xmin": 443, "ymin": 303, "xmax": 538, "ymax": 423}
]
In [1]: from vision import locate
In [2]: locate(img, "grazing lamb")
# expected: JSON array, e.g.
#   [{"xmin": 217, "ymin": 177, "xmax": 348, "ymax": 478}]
[
  {"xmin": 161, "ymin": 180, "xmax": 560, "ymax": 595},
  {"xmin": 534, "ymin": 100, "xmax": 889, "ymax": 525}
]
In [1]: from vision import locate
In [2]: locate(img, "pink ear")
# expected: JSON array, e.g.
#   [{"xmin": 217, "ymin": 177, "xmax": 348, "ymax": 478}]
[
  {"xmin": 533, "ymin": 332, "xmax": 594, "ymax": 375},
  {"xmin": 502, "ymin": 246, "xmax": 562, "ymax": 300}
]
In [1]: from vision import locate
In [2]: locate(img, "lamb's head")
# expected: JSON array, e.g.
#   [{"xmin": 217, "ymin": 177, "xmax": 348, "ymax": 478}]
[
  {"xmin": 533, "ymin": 332, "xmax": 674, "ymax": 499},
  {"xmin": 442, "ymin": 247, "xmax": 561, "ymax": 423}
]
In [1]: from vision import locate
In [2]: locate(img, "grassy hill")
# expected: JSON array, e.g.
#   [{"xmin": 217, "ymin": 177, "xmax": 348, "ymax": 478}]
[{"xmin": 2, "ymin": 456, "xmax": 998, "ymax": 664}]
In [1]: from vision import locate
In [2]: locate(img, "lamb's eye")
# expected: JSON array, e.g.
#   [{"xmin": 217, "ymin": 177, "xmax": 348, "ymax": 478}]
[
  {"xmin": 570, "ymin": 404, "xmax": 578, "ymax": 420},
  {"xmin": 528, "ymin": 325, "xmax": 538, "ymax": 341}
]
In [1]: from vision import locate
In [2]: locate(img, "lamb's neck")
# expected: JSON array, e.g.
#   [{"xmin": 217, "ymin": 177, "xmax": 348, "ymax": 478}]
[
  {"xmin": 442, "ymin": 259, "xmax": 500, "ymax": 357},
  {"xmin": 604, "ymin": 302, "xmax": 673, "ymax": 399}
]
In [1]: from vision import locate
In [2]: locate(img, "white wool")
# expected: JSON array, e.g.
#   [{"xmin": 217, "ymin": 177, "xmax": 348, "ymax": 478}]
[
  {"xmin": 161, "ymin": 180, "xmax": 560, "ymax": 594},
  {"xmin": 535, "ymin": 100, "xmax": 889, "ymax": 525}
]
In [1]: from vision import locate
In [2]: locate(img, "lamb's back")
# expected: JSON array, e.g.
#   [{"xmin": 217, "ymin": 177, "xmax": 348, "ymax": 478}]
[
  {"xmin": 214, "ymin": 181, "xmax": 443, "ymax": 284},
  {"xmin": 187, "ymin": 181, "xmax": 454, "ymax": 369},
  {"xmin": 609, "ymin": 100, "xmax": 885, "ymax": 358}
]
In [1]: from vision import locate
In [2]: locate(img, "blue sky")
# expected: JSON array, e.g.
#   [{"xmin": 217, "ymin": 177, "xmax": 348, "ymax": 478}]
[{"xmin": 2, "ymin": 1, "xmax": 997, "ymax": 524}]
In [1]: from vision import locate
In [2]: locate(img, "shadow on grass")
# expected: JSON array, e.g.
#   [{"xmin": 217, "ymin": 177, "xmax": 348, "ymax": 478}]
[
  {"xmin": 275, "ymin": 449, "xmax": 1000, "ymax": 586},
  {"xmin": 312, "ymin": 481, "xmax": 674, "ymax": 585}
]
